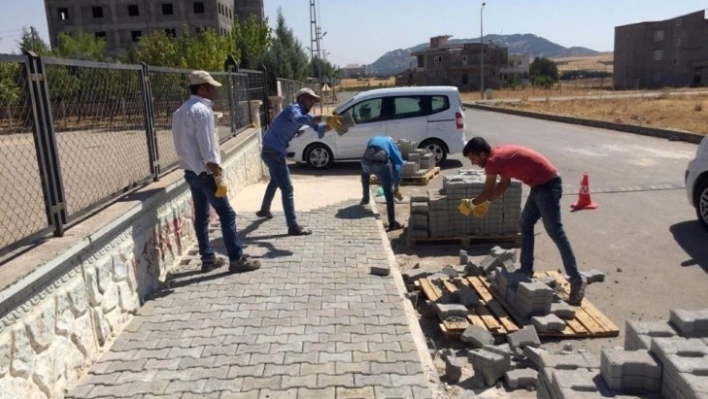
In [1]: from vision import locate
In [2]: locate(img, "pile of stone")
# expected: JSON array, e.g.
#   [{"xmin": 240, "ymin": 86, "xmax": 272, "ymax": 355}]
[
  {"xmin": 408, "ymin": 170, "xmax": 522, "ymax": 239},
  {"xmin": 536, "ymin": 308, "xmax": 708, "ymax": 399},
  {"xmin": 395, "ymin": 139, "xmax": 436, "ymax": 177}
]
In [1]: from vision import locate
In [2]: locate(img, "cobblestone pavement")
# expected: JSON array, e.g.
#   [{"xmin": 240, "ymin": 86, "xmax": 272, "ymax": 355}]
[{"xmin": 66, "ymin": 200, "xmax": 435, "ymax": 399}]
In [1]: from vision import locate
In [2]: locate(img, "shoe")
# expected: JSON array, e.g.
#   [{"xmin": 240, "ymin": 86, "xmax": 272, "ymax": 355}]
[
  {"xmin": 513, "ymin": 269, "xmax": 534, "ymax": 279},
  {"xmin": 288, "ymin": 225, "xmax": 312, "ymax": 236},
  {"xmin": 567, "ymin": 276, "xmax": 587, "ymax": 306},
  {"xmin": 228, "ymin": 256, "xmax": 261, "ymax": 273},
  {"xmin": 201, "ymin": 257, "xmax": 227, "ymax": 273},
  {"xmin": 386, "ymin": 221, "xmax": 404, "ymax": 232},
  {"xmin": 360, "ymin": 198, "xmax": 369, "ymax": 205},
  {"xmin": 256, "ymin": 210, "xmax": 273, "ymax": 219}
]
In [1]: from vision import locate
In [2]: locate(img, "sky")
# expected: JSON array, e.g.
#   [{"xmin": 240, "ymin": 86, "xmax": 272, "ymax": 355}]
[{"xmin": 0, "ymin": 1, "xmax": 706, "ymax": 67}]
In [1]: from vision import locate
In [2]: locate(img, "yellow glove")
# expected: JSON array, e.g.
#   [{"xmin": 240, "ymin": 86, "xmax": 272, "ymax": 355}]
[
  {"xmin": 394, "ymin": 186, "xmax": 403, "ymax": 200},
  {"xmin": 324, "ymin": 115, "xmax": 343, "ymax": 131},
  {"xmin": 458, "ymin": 199, "xmax": 473, "ymax": 216},
  {"xmin": 472, "ymin": 201, "xmax": 491, "ymax": 217},
  {"xmin": 214, "ymin": 175, "xmax": 228, "ymax": 198}
]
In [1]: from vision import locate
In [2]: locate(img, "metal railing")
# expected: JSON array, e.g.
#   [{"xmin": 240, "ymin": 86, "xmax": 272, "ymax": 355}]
[{"xmin": 0, "ymin": 53, "xmax": 268, "ymax": 263}]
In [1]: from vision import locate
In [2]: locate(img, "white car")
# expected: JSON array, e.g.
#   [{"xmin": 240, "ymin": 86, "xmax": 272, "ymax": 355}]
[
  {"xmin": 686, "ymin": 135, "xmax": 708, "ymax": 230},
  {"xmin": 286, "ymin": 86, "xmax": 468, "ymax": 169}
]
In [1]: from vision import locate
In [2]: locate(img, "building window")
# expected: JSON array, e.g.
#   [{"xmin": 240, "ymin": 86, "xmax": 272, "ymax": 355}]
[
  {"xmin": 92, "ymin": 6, "xmax": 103, "ymax": 18},
  {"xmin": 228, "ymin": 9, "xmax": 232, "ymax": 19},
  {"xmin": 131, "ymin": 30, "xmax": 142, "ymax": 42},
  {"xmin": 95, "ymin": 31, "xmax": 106, "ymax": 40},
  {"xmin": 653, "ymin": 50, "xmax": 664, "ymax": 61},
  {"xmin": 676, "ymin": 18, "xmax": 682, "ymax": 27},
  {"xmin": 673, "ymin": 57, "xmax": 680, "ymax": 65},
  {"xmin": 654, "ymin": 30, "xmax": 664, "ymax": 42},
  {"xmin": 194, "ymin": 2, "xmax": 205, "ymax": 14},
  {"xmin": 58, "ymin": 8, "xmax": 69, "ymax": 20},
  {"xmin": 433, "ymin": 56, "xmax": 442, "ymax": 63},
  {"xmin": 128, "ymin": 5, "xmax": 139, "ymax": 16},
  {"xmin": 674, "ymin": 38, "xmax": 681, "ymax": 46},
  {"xmin": 162, "ymin": 3, "xmax": 174, "ymax": 15},
  {"xmin": 165, "ymin": 28, "xmax": 176, "ymax": 37}
]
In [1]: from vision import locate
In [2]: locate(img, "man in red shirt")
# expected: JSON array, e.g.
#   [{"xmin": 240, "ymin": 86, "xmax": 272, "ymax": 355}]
[{"xmin": 461, "ymin": 137, "xmax": 586, "ymax": 306}]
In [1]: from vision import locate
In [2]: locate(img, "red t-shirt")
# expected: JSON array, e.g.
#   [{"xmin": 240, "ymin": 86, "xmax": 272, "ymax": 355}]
[{"xmin": 484, "ymin": 145, "xmax": 558, "ymax": 187}]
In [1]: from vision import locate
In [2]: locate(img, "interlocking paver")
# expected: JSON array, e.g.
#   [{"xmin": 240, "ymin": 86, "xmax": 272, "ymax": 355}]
[{"xmin": 64, "ymin": 202, "xmax": 433, "ymax": 398}]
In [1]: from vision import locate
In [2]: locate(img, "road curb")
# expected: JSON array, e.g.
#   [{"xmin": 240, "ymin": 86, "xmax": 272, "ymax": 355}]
[
  {"xmin": 463, "ymin": 102, "xmax": 705, "ymax": 144},
  {"xmin": 368, "ymin": 193, "xmax": 448, "ymax": 399}
]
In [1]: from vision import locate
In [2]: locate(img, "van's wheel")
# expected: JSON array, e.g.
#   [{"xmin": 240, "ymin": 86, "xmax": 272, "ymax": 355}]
[
  {"xmin": 304, "ymin": 143, "xmax": 334, "ymax": 169},
  {"xmin": 695, "ymin": 178, "xmax": 708, "ymax": 231},
  {"xmin": 419, "ymin": 139, "xmax": 448, "ymax": 165}
]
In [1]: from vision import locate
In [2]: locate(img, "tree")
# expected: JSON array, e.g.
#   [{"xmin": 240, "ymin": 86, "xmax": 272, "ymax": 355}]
[
  {"xmin": 52, "ymin": 31, "xmax": 107, "ymax": 61},
  {"xmin": 18, "ymin": 26, "xmax": 51, "ymax": 55},
  {"xmin": 529, "ymin": 57, "xmax": 559, "ymax": 88},
  {"xmin": 260, "ymin": 8, "xmax": 310, "ymax": 93},
  {"xmin": 309, "ymin": 56, "xmax": 338, "ymax": 84},
  {"xmin": 134, "ymin": 26, "xmax": 235, "ymax": 70},
  {"xmin": 233, "ymin": 14, "xmax": 272, "ymax": 69}
]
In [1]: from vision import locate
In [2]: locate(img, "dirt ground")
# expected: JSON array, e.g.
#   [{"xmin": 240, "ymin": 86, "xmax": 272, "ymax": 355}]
[{"xmin": 493, "ymin": 94, "xmax": 708, "ymax": 135}]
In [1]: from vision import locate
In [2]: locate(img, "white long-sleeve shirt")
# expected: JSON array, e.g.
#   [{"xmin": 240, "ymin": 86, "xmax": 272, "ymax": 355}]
[{"xmin": 171, "ymin": 95, "xmax": 220, "ymax": 175}]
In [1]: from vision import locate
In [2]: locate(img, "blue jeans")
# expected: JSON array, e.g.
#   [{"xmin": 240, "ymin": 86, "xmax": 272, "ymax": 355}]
[
  {"xmin": 361, "ymin": 158, "xmax": 396, "ymax": 226},
  {"xmin": 184, "ymin": 171, "xmax": 243, "ymax": 262},
  {"xmin": 260, "ymin": 146, "xmax": 298, "ymax": 228},
  {"xmin": 519, "ymin": 176, "xmax": 580, "ymax": 279}
]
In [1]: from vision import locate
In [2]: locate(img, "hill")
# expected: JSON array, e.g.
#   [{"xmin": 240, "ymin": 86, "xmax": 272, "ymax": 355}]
[{"xmin": 366, "ymin": 33, "xmax": 601, "ymax": 76}]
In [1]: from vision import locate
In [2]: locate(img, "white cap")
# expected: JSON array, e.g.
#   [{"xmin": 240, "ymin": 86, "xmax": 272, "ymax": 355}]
[
  {"xmin": 188, "ymin": 70, "xmax": 222, "ymax": 87},
  {"xmin": 295, "ymin": 87, "xmax": 321, "ymax": 101}
]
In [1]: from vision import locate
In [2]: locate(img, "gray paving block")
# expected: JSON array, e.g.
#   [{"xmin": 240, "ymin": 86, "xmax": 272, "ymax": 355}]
[
  {"xmin": 482, "ymin": 344, "xmax": 513, "ymax": 363},
  {"xmin": 517, "ymin": 281, "xmax": 554, "ymax": 298},
  {"xmin": 670, "ymin": 308, "xmax": 708, "ymax": 337},
  {"xmin": 461, "ymin": 325, "xmax": 494, "ymax": 348},
  {"xmin": 550, "ymin": 301, "xmax": 576, "ymax": 320},
  {"xmin": 600, "ymin": 348, "xmax": 662, "ymax": 394},
  {"xmin": 539, "ymin": 351, "xmax": 598, "ymax": 371},
  {"xmin": 434, "ymin": 303, "xmax": 468, "ymax": 319},
  {"xmin": 579, "ymin": 269, "xmax": 606, "ymax": 284},
  {"xmin": 442, "ymin": 352, "xmax": 462, "ymax": 383},
  {"xmin": 550, "ymin": 368, "xmax": 613, "ymax": 399},
  {"xmin": 459, "ymin": 249, "xmax": 468, "ymax": 265},
  {"xmin": 456, "ymin": 286, "xmax": 481, "ymax": 307},
  {"xmin": 523, "ymin": 346, "xmax": 546, "ymax": 368},
  {"xmin": 504, "ymin": 368, "xmax": 538, "ymax": 390},
  {"xmin": 531, "ymin": 314, "xmax": 567, "ymax": 332},
  {"xmin": 467, "ymin": 349, "xmax": 512, "ymax": 386},
  {"xmin": 401, "ymin": 270, "xmax": 432, "ymax": 284},
  {"xmin": 507, "ymin": 326, "xmax": 541, "ymax": 354},
  {"xmin": 625, "ymin": 320, "xmax": 678, "ymax": 351}
]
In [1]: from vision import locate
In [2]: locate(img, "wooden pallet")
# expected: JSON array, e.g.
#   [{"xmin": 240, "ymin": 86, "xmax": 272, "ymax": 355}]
[
  {"xmin": 407, "ymin": 233, "xmax": 521, "ymax": 248},
  {"xmin": 415, "ymin": 270, "xmax": 619, "ymax": 340},
  {"xmin": 369, "ymin": 166, "xmax": 440, "ymax": 186}
]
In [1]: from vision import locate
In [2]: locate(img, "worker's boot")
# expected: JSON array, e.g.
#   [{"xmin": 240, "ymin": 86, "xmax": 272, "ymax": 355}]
[{"xmin": 568, "ymin": 276, "xmax": 587, "ymax": 306}]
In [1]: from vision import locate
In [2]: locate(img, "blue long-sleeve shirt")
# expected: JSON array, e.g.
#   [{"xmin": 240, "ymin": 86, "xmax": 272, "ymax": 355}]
[
  {"xmin": 367, "ymin": 136, "xmax": 404, "ymax": 185},
  {"xmin": 262, "ymin": 102, "xmax": 325, "ymax": 157}
]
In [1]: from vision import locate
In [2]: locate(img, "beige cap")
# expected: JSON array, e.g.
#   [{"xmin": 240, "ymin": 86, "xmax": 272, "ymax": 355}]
[
  {"xmin": 189, "ymin": 70, "xmax": 222, "ymax": 87},
  {"xmin": 295, "ymin": 87, "xmax": 321, "ymax": 101}
]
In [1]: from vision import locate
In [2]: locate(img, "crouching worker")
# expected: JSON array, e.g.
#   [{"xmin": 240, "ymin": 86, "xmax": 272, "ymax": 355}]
[{"xmin": 360, "ymin": 136, "xmax": 405, "ymax": 232}]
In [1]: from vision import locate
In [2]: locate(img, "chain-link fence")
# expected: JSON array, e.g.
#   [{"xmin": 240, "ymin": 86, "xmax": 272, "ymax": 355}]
[
  {"xmin": 0, "ymin": 53, "xmax": 267, "ymax": 263},
  {"xmin": 277, "ymin": 78, "xmax": 304, "ymax": 104}
]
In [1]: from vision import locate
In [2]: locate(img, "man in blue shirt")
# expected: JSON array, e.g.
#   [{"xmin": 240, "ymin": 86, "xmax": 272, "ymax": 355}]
[
  {"xmin": 360, "ymin": 136, "xmax": 405, "ymax": 231},
  {"xmin": 256, "ymin": 88, "xmax": 342, "ymax": 235}
]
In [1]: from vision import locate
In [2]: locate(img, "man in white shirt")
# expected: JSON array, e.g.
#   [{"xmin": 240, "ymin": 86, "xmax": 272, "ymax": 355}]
[{"xmin": 172, "ymin": 70, "xmax": 260, "ymax": 274}]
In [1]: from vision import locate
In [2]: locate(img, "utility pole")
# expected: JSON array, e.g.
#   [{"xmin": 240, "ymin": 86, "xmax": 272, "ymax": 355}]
[{"xmin": 480, "ymin": 3, "xmax": 486, "ymax": 99}]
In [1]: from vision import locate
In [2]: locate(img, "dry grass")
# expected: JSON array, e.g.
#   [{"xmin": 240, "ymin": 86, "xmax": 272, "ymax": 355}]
[
  {"xmin": 337, "ymin": 77, "xmax": 396, "ymax": 90},
  {"xmin": 460, "ymin": 84, "xmax": 705, "ymax": 101},
  {"xmin": 495, "ymin": 94, "xmax": 708, "ymax": 135},
  {"xmin": 551, "ymin": 52, "xmax": 614, "ymax": 73}
]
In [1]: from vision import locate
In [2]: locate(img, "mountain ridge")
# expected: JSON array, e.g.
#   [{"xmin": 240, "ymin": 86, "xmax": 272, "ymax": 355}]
[{"xmin": 365, "ymin": 33, "xmax": 601, "ymax": 76}]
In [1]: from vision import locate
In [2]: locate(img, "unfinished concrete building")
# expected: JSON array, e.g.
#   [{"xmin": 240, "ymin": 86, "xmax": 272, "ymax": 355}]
[
  {"xmin": 410, "ymin": 35, "xmax": 509, "ymax": 91},
  {"xmin": 44, "ymin": 0, "xmax": 263, "ymax": 57},
  {"xmin": 614, "ymin": 10, "xmax": 708, "ymax": 89}
]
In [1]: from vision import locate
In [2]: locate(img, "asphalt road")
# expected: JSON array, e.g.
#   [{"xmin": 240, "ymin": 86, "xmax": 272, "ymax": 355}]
[{"xmin": 416, "ymin": 109, "xmax": 708, "ymax": 352}]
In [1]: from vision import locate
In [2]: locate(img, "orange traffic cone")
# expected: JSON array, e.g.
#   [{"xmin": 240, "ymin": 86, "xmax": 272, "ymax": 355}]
[{"xmin": 571, "ymin": 173, "xmax": 598, "ymax": 210}]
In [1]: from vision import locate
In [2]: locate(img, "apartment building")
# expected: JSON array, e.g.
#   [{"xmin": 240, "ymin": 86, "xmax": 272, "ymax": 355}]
[
  {"xmin": 44, "ymin": 0, "xmax": 263, "ymax": 57},
  {"xmin": 339, "ymin": 64, "xmax": 368, "ymax": 79},
  {"xmin": 614, "ymin": 10, "xmax": 708, "ymax": 89},
  {"xmin": 410, "ymin": 35, "xmax": 508, "ymax": 91},
  {"xmin": 233, "ymin": 0, "xmax": 264, "ymax": 23}
]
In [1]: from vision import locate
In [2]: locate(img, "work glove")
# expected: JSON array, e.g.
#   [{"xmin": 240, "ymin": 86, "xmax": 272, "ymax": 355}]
[
  {"xmin": 324, "ymin": 115, "xmax": 343, "ymax": 131},
  {"xmin": 214, "ymin": 175, "xmax": 228, "ymax": 198},
  {"xmin": 472, "ymin": 201, "xmax": 491, "ymax": 217},
  {"xmin": 458, "ymin": 198, "xmax": 491, "ymax": 217},
  {"xmin": 394, "ymin": 186, "xmax": 403, "ymax": 201}
]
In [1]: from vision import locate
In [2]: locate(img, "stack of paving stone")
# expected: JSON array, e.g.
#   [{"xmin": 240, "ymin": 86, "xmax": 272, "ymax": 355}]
[
  {"xmin": 407, "ymin": 171, "xmax": 522, "ymax": 238},
  {"xmin": 535, "ymin": 307, "xmax": 708, "ymax": 399},
  {"xmin": 394, "ymin": 139, "xmax": 436, "ymax": 178}
]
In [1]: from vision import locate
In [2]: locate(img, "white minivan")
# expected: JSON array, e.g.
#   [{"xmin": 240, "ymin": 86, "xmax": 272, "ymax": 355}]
[
  {"xmin": 686, "ymin": 135, "xmax": 708, "ymax": 230},
  {"xmin": 286, "ymin": 86, "xmax": 467, "ymax": 169}
]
